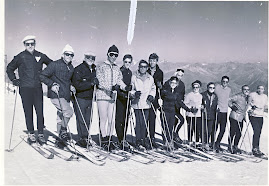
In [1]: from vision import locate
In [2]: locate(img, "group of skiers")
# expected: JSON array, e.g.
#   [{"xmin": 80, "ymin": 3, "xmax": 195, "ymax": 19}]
[{"xmin": 6, "ymin": 35, "xmax": 268, "ymax": 158}]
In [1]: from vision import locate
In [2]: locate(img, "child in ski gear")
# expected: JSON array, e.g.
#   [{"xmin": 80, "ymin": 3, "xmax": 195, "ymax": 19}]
[
  {"xmin": 40, "ymin": 44, "xmax": 75, "ymax": 142},
  {"xmin": 201, "ymin": 82, "xmax": 218, "ymax": 147},
  {"xmin": 96, "ymin": 45, "xmax": 129, "ymax": 151},
  {"xmin": 214, "ymin": 76, "xmax": 231, "ymax": 151},
  {"xmin": 115, "ymin": 54, "xmax": 133, "ymax": 150},
  {"xmin": 6, "ymin": 35, "xmax": 52, "ymax": 144},
  {"xmin": 147, "ymin": 53, "xmax": 163, "ymax": 148},
  {"xmin": 72, "ymin": 51, "xmax": 98, "ymax": 148},
  {"xmin": 248, "ymin": 85, "xmax": 268, "ymax": 157},
  {"xmin": 130, "ymin": 60, "xmax": 156, "ymax": 150},
  {"xmin": 228, "ymin": 85, "xmax": 250, "ymax": 154},
  {"xmin": 184, "ymin": 80, "xmax": 203, "ymax": 143}
]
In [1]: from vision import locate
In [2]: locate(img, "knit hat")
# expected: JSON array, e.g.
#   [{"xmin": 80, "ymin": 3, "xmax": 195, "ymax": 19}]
[
  {"xmin": 107, "ymin": 45, "xmax": 119, "ymax": 54},
  {"xmin": 22, "ymin": 35, "xmax": 36, "ymax": 43},
  {"xmin": 62, "ymin": 44, "xmax": 74, "ymax": 54},
  {"xmin": 192, "ymin": 80, "xmax": 202, "ymax": 88}
]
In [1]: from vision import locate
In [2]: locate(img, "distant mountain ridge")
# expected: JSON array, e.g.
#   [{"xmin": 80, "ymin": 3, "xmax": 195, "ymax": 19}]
[{"xmin": 158, "ymin": 62, "xmax": 268, "ymax": 95}]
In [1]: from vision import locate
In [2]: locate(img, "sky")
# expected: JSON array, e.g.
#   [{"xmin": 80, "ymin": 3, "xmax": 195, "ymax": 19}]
[{"xmin": 4, "ymin": 0, "xmax": 268, "ymax": 65}]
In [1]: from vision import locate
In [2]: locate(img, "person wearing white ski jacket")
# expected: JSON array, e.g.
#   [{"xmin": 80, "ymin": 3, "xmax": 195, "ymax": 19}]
[{"xmin": 130, "ymin": 60, "xmax": 156, "ymax": 150}]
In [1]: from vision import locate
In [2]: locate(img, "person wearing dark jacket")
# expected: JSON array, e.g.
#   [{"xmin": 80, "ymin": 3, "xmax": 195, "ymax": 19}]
[
  {"xmin": 6, "ymin": 35, "xmax": 52, "ymax": 144},
  {"xmin": 160, "ymin": 76, "xmax": 191, "ymax": 148},
  {"xmin": 201, "ymin": 82, "xmax": 218, "ymax": 148},
  {"xmin": 163, "ymin": 69, "xmax": 186, "ymax": 143},
  {"xmin": 115, "ymin": 54, "xmax": 133, "ymax": 150},
  {"xmin": 71, "ymin": 51, "xmax": 98, "ymax": 148},
  {"xmin": 147, "ymin": 53, "xmax": 163, "ymax": 148},
  {"xmin": 40, "ymin": 44, "xmax": 75, "ymax": 143}
]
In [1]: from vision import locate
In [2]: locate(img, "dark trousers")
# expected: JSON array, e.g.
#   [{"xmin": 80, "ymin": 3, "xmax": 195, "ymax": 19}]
[
  {"xmin": 186, "ymin": 117, "xmax": 202, "ymax": 142},
  {"xmin": 215, "ymin": 112, "xmax": 227, "ymax": 144},
  {"xmin": 19, "ymin": 87, "xmax": 44, "ymax": 134},
  {"xmin": 134, "ymin": 109, "xmax": 149, "ymax": 142},
  {"xmin": 148, "ymin": 107, "xmax": 156, "ymax": 139},
  {"xmin": 249, "ymin": 116, "xmax": 263, "ymax": 149},
  {"xmin": 73, "ymin": 97, "xmax": 92, "ymax": 139},
  {"xmin": 115, "ymin": 98, "xmax": 129, "ymax": 142},
  {"xmin": 229, "ymin": 117, "xmax": 243, "ymax": 146},
  {"xmin": 203, "ymin": 119, "xmax": 215, "ymax": 144},
  {"xmin": 174, "ymin": 111, "xmax": 185, "ymax": 133},
  {"xmin": 160, "ymin": 111, "xmax": 175, "ymax": 143}
]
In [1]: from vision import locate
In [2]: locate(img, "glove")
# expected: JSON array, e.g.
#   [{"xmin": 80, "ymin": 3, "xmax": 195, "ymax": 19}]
[
  {"xmin": 147, "ymin": 95, "xmax": 154, "ymax": 103},
  {"xmin": 156, "ymin": 81, "xmax": 162, "ymax": 89},
  {"xmin": 216, "ymin": 108, "xmax": 220, "ymax": 113},
  {"xmin": 201, "ymin": 105, "xmax": 205, "ymax": 111},
  {"xmin": 190, "ymin": 107, "xmax": 198, "ymax": 114},
  {"xmin": 158, "ymin": 99, "xmax": 163, "ymax": 107},
  {"xmin": 51, "ymin": 83, "xmax": 60, "ymax": 93},
  {"xmin": 112, "ymin": 85, "xmax": 120, "ymax": 91},
  {"xmin": 231, "ymin": 105, "xmax": 238, "ymax": 111},
  {"xmin": 125, "ymin": 85, "xmax": 132, "ymax": 91},
  {"xmin": 12, "ymin": 79, "xmax": 20, "ymax": 86},
  {"xmin": 70, "ymin": 85, "xmax": 76, "ymax": 94},
  {"xmin": 91, "ymin": 78, "xmax": 99, "ymax": 86},
  {"xmin": 135, "ymin": 91, "xmax": 141, "ymax": 98},
  {"xmin": 251, "ymin": 105, "xmax": 258, "ymax": 110}
]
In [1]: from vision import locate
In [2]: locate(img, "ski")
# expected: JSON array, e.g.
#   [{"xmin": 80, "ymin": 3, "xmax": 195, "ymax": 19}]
[
  {"xmin": 46, "ymin": 129, "xmax": 105, "ymax": 166},
  {"xmin": 222, "ymin": 149, "xmax": 262, "ymax": 163},
  {"xmin": 174, "ymin": 146, "xmax": 209, "ymax": 161},
  {"xmin": 153, "ymin": 148, "xmax": 185, "ymax": 163},
  {"xmin": 115, "ymin": 149, "xmax": 154, "ymax": 164},
  {"xmin": 239, "ymin": 149, "xmax": 267, "ymax": 161},
  {"xmin": 130, "ymin": 148, "xmax": 167, "ymax": 163},
  {"xmin": 21, "ymin": 135, "xmax": 54, "ymax": 159}
]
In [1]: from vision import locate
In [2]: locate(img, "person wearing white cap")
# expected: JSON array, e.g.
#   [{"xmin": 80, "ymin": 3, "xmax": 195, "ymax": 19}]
[
  {"xmin": 6, "ymin": 35, "xmax": 52, "ymax": 145},
  {"xmin": 71, "ymin": 51, "xmax": 99, "ymax": 148},
  {"xmin": 40, "ymin": 44, "xmax": 75, "ymax": 147}
]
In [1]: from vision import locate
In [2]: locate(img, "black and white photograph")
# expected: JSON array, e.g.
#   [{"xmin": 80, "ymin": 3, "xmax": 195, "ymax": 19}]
[{"xmin": 2, "ymin": 0, "xmax": 268, "ymax": 185}]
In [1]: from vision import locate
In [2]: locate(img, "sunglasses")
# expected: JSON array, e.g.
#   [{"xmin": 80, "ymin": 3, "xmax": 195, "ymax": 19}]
[
  {"xmin": 222, "ymin": 80, "xmax": 229, "ymax": 83},
  {"xmin": 243, "ymin": 89, "xmax": 250, "ymax": 91},
  {"xmin": 124, "ymin": 61, "xmax": 132, "ymax": 64},
  {"xmin": 109, "ymin": 53, "xmax": 118, "ymax": 58},
  {"xmin": 85, "ymin": 55, "xmax": 95, "ymax": 60},
  {"xmin": 209, "ymin": 87, "xmax": 215, "ymax": 89},
  {"xmin": 193, "ymin": 86, "xmax": 200, "ymax": 89},
  {"xmin": 25, "ymin": 42, "xmax": 35, "ymax": 46},
  {"xmin": 64, "ymin": 53, "xmax": 74, "ymax": 57},
  {"xmin": 139, "ymin": 65, "xmax": 148, "ymax": 68}
]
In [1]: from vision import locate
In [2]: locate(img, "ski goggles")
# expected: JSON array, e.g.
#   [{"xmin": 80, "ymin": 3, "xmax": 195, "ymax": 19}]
[
  {"xmin": 108, "ymin": 52, "xmax": 118, "ymax": 58},
  {"xmin": 25, "ymin": 42, "xmax": 35, "ymax": 46},
  {"xmin": 64, "ymin": 53, "xmax": 74, "ymax": 57},
  {"xmin": 85, "ymin": 55, "xmax": 95, "ymax": 61}
]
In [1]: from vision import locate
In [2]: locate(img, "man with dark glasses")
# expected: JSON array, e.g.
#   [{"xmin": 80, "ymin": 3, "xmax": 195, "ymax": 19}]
[
  {"xmin": 72, "ymin": 51, "xmax": 98, "ymax": 148},
  {"xmin": 96, "ymin": 45, "xmax": 131, "ymax": 151},
  {"xmin": 6, "ymin": 35, "xmax": 52, "ymax": 145},
  {"xmin": 115, "ymin": 54, "xmax": 133, "ymax": 150},
  {"xmin": 214, "ymin": 76, "xmax": 231, "ymax": 152},
  {"xmin": 40, "ymin": 44, "xmax": 75, "ymax": 146}
]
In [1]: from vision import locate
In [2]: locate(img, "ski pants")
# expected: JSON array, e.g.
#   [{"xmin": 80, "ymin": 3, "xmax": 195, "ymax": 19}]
[
  {"xmin": 134, "ymin": 109, "xmax": 149, "ymax": 142},
  {"xmin": 115, "ymin": 98, "xmax": 130, "ymax": 142},
  {"xmin": 229, "ymin": 117, "xmax": 243, "ymax": 146},
  {"xmin": 160, "ymin": 111, "xmax": 175, "ymax": 143},
  {"xmin": 203, "ymin": 119, "xmax": 215, "ymax": 144},
  {"xmin": 50, "ymin": 98, "xmax": 73, "ymax": 134},
  {"xmin": 186, "ymin": 117, "xmax": 202, "ymax": 142},
  {"xmin": 174, "ymin": 111, "xmax": 185, "ymax": 134},
  {"xmin": 19, "ymin": 87, "xmax": 44, "ymax": 134},
  {"xmin": 215, "ymin": 112, "xmax": 227, "ymax": 144},
  {"xmin": 148, "ymin": 107, "xmax": 156, "ymax": 139},
  {"xmin": 249, "ymin": 116, "xmax": 263, "ymax": 149},
  {"xmin": 73, "ymin": 97, "xmax": 92, "ymax": 139},
  {"xmin": 97, "ymin": 100, "xmax": 115, "ymax": 138}
]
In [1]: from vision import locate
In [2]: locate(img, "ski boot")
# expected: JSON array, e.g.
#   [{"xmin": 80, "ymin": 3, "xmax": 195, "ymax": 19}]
[
  {"xmin": 27, "ymin": 133, "xmax": 36, "ymax": 144},
  {"xmin": 136, "ymin": 140, "xmax": 146, "ymax": 152},
  {"xmin": 173, "ymin": 132, "xmax": 183, "ymax": 144},
  {"xmin": 111, "ymin": 141, "xmax": 121, "ymax": 150},
  {"xmin": 55, "ymin": 140, "xmax": 66, "ymax": 149},
  {"xmin": 233, "ymin": 146, "xmax": 241, "ymax": 154},
  {"xmin": 76, "ymin": 138, "xmax": 88, "ymax": 148},
  {"xmin": 121, "ymin": 140, "xmax": 133, "ymax": 152},
  {"xmin": 59, "ymin": 127, "xmax": 70, "ymax": 142},
  {"xmin": 252, "ymin": 148, "xmax": 264, "ymax": 157},
  {"xmin": 151, "ymin": 137, "xmax": 158, "ymax": 149},
  {"xmin": 144, "ymin": 137, "xmax": 152, "ymax": 150},
  {"xmin": 37, "ymin": 133, "xmax": 46, "ymax": 145}
]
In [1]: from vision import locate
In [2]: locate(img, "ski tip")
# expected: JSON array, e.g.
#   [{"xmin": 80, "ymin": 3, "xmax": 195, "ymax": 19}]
[{"xmin": 48, "ymin": 153, "xmax": 54, "ymax": 159}]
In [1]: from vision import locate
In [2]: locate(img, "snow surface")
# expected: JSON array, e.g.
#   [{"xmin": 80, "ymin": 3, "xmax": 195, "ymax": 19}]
[{"xmin": 4, "ymin": 90, "xmax": 268, "ymax": 185}]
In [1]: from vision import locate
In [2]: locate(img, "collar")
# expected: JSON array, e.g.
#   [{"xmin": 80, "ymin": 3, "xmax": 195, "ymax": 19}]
[
  {"xmin": 135, "ymin": 70, "xmax": 151, "ymax": 79},
  {"xmin": 104, "ymin": 60, "xmax": 116, "ymax": 66},
  {"xmin": 83, "ymin": 61, "xmax": 96, "ymax": 69},
  {"xmin": 60, "ymin": 58, "xmax": 72, "ymax": 66}
]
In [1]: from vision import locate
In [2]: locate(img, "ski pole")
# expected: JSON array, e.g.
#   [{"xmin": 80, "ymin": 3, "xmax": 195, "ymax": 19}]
[
  {"xmin": 194, "ymin": 115, "xmax": 197, "ymax": 149},
  {"xmin": 122, "ymin": 92, "xmax": 130, "ymax": 151},
  {"xmin": 213, "ymin": 111, "xmax": 218, "ymax": 152},
  {"xmin": 239, "ymin": 120, "xmax": 250, "ymax": 149},
  {"xmin": 56, "ymin": 91, "xmax": 78, "ymax": 157},
  {"xmin": 129, "ymin": 108, "xmax": 135, "ymax": 145},
  {"xmin": 201, "ymin": 109, "xmax": 204, "ymax": 147},
  {"xmin": 245, "ymin": 120, "xmax": 252, "ymax": 151},
  {"xmin": 107, "ymin": 91, "xmax": 117, "ymax": 152},
  {"xmin": 227, "ymin": 118, "xmax": 234, "ymax": 153},
  {"xmin": 6, "ymin": 86, "xmax": 18, "ymax": 152},
  {"xmin": 87, "ymin": 85, "xmax": 97, "ymax": 149},
  {"xmin": 151, "ymin": 103, "xmax": 174, "ymax": 153},
  {"xmin": 204, "ymin": 109, "xmax": 209, "ymax": 146},
  {"xmin": 236, "ymin": 120, "xmax": 247, "ymax": 152}
]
